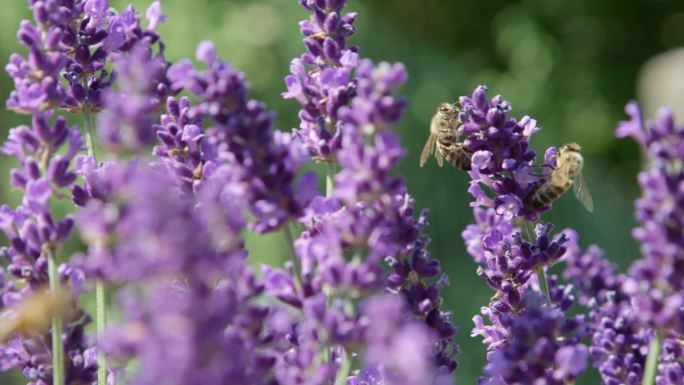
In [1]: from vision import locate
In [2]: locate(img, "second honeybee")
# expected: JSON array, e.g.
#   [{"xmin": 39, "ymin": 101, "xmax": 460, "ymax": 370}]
[
  {"xmin": 420, "ymin": 103, "xmax": 472, "ymax": 171},
  {"xmin": 527, "ymin": 142, "xmax": 594, "ymax": 212}
]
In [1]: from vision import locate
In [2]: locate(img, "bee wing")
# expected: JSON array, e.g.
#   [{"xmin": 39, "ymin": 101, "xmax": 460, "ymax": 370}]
[
  {"xmin": 572, "ymin": 172, "xmax": 594, "ymax": 212},
  {"xmin": 420, "ymin": 133, "xmax": 437, "ymax": 167}
]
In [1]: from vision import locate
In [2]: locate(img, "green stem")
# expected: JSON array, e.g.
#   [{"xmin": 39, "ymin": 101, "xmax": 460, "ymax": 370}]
[
  {"xmin": 536, "ymin": 267, "xmax": 552, "ymax": 306},
  {"xmin": 642, "ymin": 331, "xmax": 662, "ymax": 385},
  {"xmin": 46, "ymin": 247, "xmax": 65, "ymax": 385},
  {"xmin": 524, "ymin": 221, "xmax": 552, "ymax": 305},
  {"xmin": 82, "ymin": 108, "xmax": 107, "ymax": 385},
  {"xmin": 320, "ymin": 161, "xmax": 336, "ymax": 362},
  {"xmin": 83, "ymin": 107, "xmax": 97, "ymax": 158},
  {"xmin": 326, "ymin": 162, "xmax": 335, "ymax": 197},
  {"xmin": 333, "ymin": 349, "xmax": 351, "ymax": 385},
  {"xmin": 96, "ymin": 280, "xmax": 107, "ymax": 385},
  {"xmin": 283, "ymin": 223, "xmax": 301, "ymax": 283}
]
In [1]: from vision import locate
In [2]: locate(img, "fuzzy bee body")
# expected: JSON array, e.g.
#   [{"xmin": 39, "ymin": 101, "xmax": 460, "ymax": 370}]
[
  {"xmin": 528, "ymin": 142, "xmax": 594, "ymax": 212},
  {"xmin": 420, "ymin": 103, "xmax": 472, "ymax": 171}
]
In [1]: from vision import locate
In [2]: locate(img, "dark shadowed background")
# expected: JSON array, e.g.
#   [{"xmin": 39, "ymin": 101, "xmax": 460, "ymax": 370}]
[{"xmin": 2, "ymin": 0, "xmax": 684, "ymax": 383}]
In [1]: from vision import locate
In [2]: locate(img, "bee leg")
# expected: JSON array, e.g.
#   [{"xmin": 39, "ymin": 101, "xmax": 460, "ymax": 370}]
[{"xmin": 529, "ymin": 172, "xmax": 548, "ymax": 177}]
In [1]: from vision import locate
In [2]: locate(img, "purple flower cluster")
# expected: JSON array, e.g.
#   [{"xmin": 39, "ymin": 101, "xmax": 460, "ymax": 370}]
[
  {"xmin": 458, "ymin": 85, "xmax": 547, "ymax": 220},
  {"xmin": 562, "ymin": 231, "xmax": 649, "ymax": 384},
  {"xmin": 3, "ymin": 1, "xmax": 684, "ymax": 385},
  {"xmin": 478, "ymin": 293, "xmax": 587, "ymax": 385},
  {"xmin": 2, "ymin": 39, "xmax": 95, "ymax": 385},
  {"xmin": 459, "ymin": 86, "xmax": 590, "ymax": 384},
  {"xmin": 167, "ymin": 42, "xmax": 315, "ymax": 233},
  {"xmin": 349, "ymin": 295, "xmax": 452, "ymax": 385},
  {"xmin": 7, "ymin": 0, "xmax": 166, "ymax": 115},
  {"xmin": 97, "ymin": 42, "xmax": 173, "ymax": 152},
  {"xmin": 465, "ymin": 213, "xmax": 587, "ymax": 384},
  {"xmin": 0, "ymin": 310, "xmax": 97, "ymax": 384},
  {"xmin": 80, "ymin": 164, "xmax": 281, "ymax": 385},
  {"xmin": 563, "ymin": 229, "xmax": 684, "ymax": 385},
  {"xmin": 283, "ymin": 0, "xmax": 359, "ymax": 161},
  {"xmin": 467, "ymin": 218, "xmax": 570, "ymax": 322},
  {"xmin": 0, "ymin": 1, "xmax": 171, "ymax": 384},
  {"xmin": 617, "ymin": 102, "xmax": 684, "ymax": 333},
  {"xmin": 152, "ymin": 96, "xmax": 207, "ymax": 195},
  {"xmin": 261, "ymin": 2, "xmax": 458, "ymax": 383}
]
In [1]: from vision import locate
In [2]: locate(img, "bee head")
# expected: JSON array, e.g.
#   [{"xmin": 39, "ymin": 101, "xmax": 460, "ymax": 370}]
[
  {"xmin": 438, "ymin": 103, "xmax": 454, "ymax": 114},
  {"xmin": 560, "ymin": 142, "xmax": 582, "ymax": 154}
]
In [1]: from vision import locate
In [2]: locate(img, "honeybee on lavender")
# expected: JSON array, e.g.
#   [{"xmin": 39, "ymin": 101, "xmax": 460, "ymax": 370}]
[
  {"xmin": 528, "ymin": 142, "xmax": 594, "ymax": 212},
  {"xmin": 420, "ymin": 102, "xmax": 472, "ymax": 171}
]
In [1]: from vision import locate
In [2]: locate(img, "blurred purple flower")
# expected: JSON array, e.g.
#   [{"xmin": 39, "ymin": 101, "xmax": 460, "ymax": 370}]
[
  {"xmin": 98, "ymin": 43, "xmax": 173, "ymax": 152},
  {"xmin": 168, "ymin": 42, "xmax": 314, "ymax": 233},
  {"xmin": 478, "ymin": 293, "xmax": 587, "ymax": 385},
  {"xmin": 617, "ymin": 103, "xmax": 684, "ymax": 333}
]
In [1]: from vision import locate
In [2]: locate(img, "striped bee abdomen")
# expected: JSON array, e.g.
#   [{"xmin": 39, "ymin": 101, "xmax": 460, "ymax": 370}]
[
  {"xmin": 529, "ymin": 181, "xmax": 570, "ymax": 209},
  {"xmin": 437, "ymin": 141, "xmax": 471, "ymax": 171},
  {"xmin": 445, "ymin": 147, "xmax": 471, "ymax": 171}
]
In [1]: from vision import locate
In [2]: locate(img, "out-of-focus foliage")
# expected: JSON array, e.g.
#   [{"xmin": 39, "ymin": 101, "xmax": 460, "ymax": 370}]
[{"xmin": 1, "ymin": 1, "xmax": 682, "ymax": 384}]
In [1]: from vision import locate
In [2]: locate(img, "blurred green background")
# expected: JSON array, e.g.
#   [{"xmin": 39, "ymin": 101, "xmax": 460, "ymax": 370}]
[{"xmin": 2, "ymin": 0, "xmax": 684, "ymax": 384}]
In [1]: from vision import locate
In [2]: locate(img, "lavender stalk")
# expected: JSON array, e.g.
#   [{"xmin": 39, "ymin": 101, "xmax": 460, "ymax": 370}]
[
  {"xmin": 642, "ymin": 331, "xmax": 662, "ymax": 385},
  {"xmin": 82, "ymin": 104, "xmax": 107, "ymax": 385},
  {"xmin": 46, "ymin": 246, "xmax": 65, "ymax": 385},
  {"xmin": 459, "ymin": 86, "xmax": 588, "ymax": 384},
  {"xmin": 326, "ymin": 162, "xmax": 335, "ymax": 197},
  {"xmin": 616, "ymin": 101, "xmax": 684, "ymax": 385},
  {"xmin": 95, "ymin": 281, "xmax": 106, "ymax": 385}
]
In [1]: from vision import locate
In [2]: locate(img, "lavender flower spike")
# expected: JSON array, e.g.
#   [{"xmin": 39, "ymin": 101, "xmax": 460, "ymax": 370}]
[
  {"xmin": 283, "ymin": 0, "xmax": 359, "ymax": 161},
  {"xmin": 97, "ymin": 42, "xmax": 173, "ymax": 152},
  {"xmin": 168, "ymin": 41, "xmax": 316, "ymax": 233},
  {"xmin": 458, "ymin": 85, "xmax": 589, "ymax": 384},
  {"xmin": 562, "ymin": 230, "xmax": 650, "ymax": 384},
  {"xmin": 617, "ymin": 102, "xmax": 684, "ymax": 334},
  {"xmin": 83, "ymin": 164, "xmax": 280, "ymax": 385}
]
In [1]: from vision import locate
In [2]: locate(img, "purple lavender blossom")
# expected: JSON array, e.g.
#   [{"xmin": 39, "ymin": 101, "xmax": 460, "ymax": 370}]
[
  {"xmin": 0, "ymin": 112, "xmax": 81, "ymax": 289},
  {"xmin": 85, "ymin": 164, "xmax": 280, "ymax": 385},
  {"xmin": 477, "ymin": 293, "xmax": 587, "ymax": 385},
  {"xmin": 270, "ymin": 44, "xmax": 458, "ymax": 381},
  {"xmin": 75, "ymin": 162, "xmax": 214, "ymax": 280},
  {"xmin": 283, "ymin": 0, "xmax": 359, "ymax": 161},
  {"xmin": 659, "ymin": 335, "xmax": 684, "ymax": 385},
  {"xmin": 168, "ymin": 42, "xmax": 316, "ymax": 233},
  {"xmin": 458, "ymin": 86, "xmax": 549, "ymax": 219},
  {"xmin": 7, "ymin": 0, "xmax": 166, "ymax": 115},
  {"xmin": 152, "ymin": 96, "xmax": 209, "ymax": 195},
  {"xmin": 97, "ymin": 43, "xmax": 172, "ymax": 152},
  {"xmin": 0, "ymin": 1, "xmax": 174, "ymax": 381},
  {"xmin": 348, "ymin": 295, "xmax": 452, "ymax": 385},
  {"xmin": 0, "ymin": 111, "xmax": 95, "ymax": 385},
  {"xmin": 0, "ymin": 310, "xmax": 98, "ymax": 384},
  {"xmin": 617, "ymin": 102, "xmax": 684, "ymax": 333},
  {"xmin": 458, "ymin": 85, "xmax": 590, "ymax": 384},
  {"xmin": 562, "ymin": 231, "xmax": 650, "ymax": 385},
  {"xmin": 563, "ymin": 227, "xmax": 684, "ymax": 385},
  {"xmin": 466, "ymin": 213, "xmax": 569, "ymax": 326}
]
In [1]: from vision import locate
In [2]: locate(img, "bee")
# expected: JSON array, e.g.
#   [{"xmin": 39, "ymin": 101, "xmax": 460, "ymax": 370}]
[
  {"xmin": 0, "ymin": 288, "xmax": 72, "ymax": 342},
  {"xmin": 527, "ymin": 142, "xmax": 594, "ymax": 212},
  {"xmin": 420, "ymin": 103, "xmax": 472, "ymax": 171}
]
